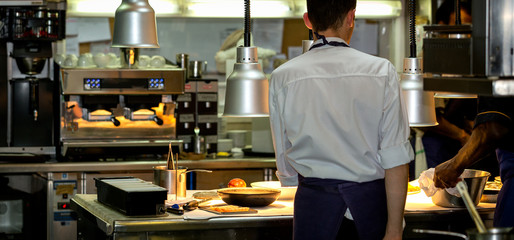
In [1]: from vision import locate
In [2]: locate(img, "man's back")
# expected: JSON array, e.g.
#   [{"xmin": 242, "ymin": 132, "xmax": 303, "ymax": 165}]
[{"xmin": 270, "ymin": 38, "xmax": 410, "ymax": 183}]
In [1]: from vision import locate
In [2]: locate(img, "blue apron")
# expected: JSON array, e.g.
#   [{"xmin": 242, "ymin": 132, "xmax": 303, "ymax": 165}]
[
  {"xmin": 292, "ymin": 33, "xmax": 388, "ymax": 240},
  {"xmin": 294, "ymin": 176, "xmax": 387, "ymax": 240},
  {"xmin": 494, "ymin": 148, "xmax": 514, "ymax": 227}
]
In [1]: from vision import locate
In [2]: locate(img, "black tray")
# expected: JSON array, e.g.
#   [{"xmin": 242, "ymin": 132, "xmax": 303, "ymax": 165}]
[{"xmin": 95, "ymin": 177, "xmax": 167, "ymax": 216}]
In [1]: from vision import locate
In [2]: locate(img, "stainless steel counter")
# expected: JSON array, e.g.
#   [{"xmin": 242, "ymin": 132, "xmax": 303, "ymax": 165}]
[
  {"xmin": 72, "ymin": 193, "xmax": 293, "ymax": 240},
  {"xmin": 0, "ymin": 157, "xmax": 277, "ymax": 173},
  {"xmin": 72, "ymin": 192, "xmax": 497, "ymax": 240},
  {"xmin": 0, "ymin": 158, "xmax": 277, "ymax": 240}
]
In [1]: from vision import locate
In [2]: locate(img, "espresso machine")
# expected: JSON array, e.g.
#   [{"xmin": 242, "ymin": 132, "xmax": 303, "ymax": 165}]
[
  {"xmin": 59, "ymin": 67, "xmax": 185, "ymax": 160},
  {"xmin": 57, "ymin": 0, "xmax": 186, "ymax": 160},
  {"xmin": 0, "ymin": 5, "xmax": 66, "ymax": 159}
]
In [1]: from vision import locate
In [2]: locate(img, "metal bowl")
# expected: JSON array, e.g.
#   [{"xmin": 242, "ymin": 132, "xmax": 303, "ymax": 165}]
[
  {"xmin": 217, "ymin": 187, "xmax": 281, "ymax": 207},
  {"xmin": 432, "ymin": 169, "xmax": 491, "ymax": 208},
  {"xmin": 466, "ymin": 227, "xmax": 514, "ymax": 240}
]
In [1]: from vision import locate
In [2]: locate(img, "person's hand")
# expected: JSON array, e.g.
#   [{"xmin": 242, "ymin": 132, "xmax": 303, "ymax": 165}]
[{"xmin": 433, "ymin": 159, "xmax": 464, "ymax": 188}]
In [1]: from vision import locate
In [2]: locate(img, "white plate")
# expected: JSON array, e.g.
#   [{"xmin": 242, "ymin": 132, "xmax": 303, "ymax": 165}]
[{"xmin": 250, "ymin": 181, "xmax": 297, "ymax": 200}]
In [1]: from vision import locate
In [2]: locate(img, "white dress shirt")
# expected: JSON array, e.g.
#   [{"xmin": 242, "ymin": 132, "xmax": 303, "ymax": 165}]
[{"xmin": 269, "ymin": 37, "xmax": 414, "ymax": 186}]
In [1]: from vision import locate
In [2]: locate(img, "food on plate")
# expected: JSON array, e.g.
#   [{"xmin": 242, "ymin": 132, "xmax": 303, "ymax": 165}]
[
  {"xmin": 209, "ymin": 205, "xmax": 250, "ymax": 213},
  {"xmin": 482, "ymin": 181, "xmax": 501, "ymax": 203},
  {"xmin": 228, "ymin": 178, "xmax": 247, "ymax": 188},
  {"xmin": 217, "ymin": 152, "xmax": 232, "ymax": 157},
  {"xmin": 408, "ymin": 182, "xmax": 421, "ymax": 194},
  {"xmin": 192, "ymin": 191, "xmax": 220, "ymax": 200},
  {"xmin": 485, "ymin": 181, "xmax": 502, "ymax": 191},
  {"xmin": 494, "ymin": 176, "xmax": 501, "ymax": 184}
]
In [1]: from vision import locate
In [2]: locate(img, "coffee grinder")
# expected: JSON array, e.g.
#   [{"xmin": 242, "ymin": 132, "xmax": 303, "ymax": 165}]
[{"xmin": 0, "ymin": 6, "xmax": 65, "ymax": 159}]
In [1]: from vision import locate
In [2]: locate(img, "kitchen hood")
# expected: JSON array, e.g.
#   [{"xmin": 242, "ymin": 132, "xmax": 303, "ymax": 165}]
[{"xmin": 66, "ymin": 0, "xmax": 402, "ymax": 18}]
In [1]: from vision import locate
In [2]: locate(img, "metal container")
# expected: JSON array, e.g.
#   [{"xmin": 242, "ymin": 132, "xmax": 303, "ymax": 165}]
[
  {"xmin": 153, "ymin": 166, "xmax": 188, "ymax": 198},
  {"xmin": 153, "ymin": 166, "xmax": 212, "ymax": 198},
  {"xmin": 414, "ymin": 228, "xmax": 514, "ymax": 240},
  {"xmin": 176, "ymin": 53, "xmax": 188, "ymax": 69},
  {"xmin": 432, "ymin": 169, "xmax": 490, "ymax": 208},
  {"xmin": 467, "ymin": 228, "xmax": 514, "ymax": 240},
  {"xmin": 188, "ymin": 60, "xmax": 206, "ymax": 78}
]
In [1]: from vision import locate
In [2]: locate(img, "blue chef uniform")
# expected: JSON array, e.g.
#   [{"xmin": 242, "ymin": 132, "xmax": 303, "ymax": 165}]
[{"xmin": 474, "ymin": 96, "xmax": 514, "ymax": 227}]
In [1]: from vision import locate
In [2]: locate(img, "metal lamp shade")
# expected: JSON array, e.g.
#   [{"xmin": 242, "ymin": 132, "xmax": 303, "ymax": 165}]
[
  {"xmin": 401, "ymin": 58, "xmax": 438, "ymax": 127},
  {"xmin": 112, "ymin": 0, "xmax": 159, "ymax": 48},
  {"xmin": 402, "ymin": 89, "xmax": 438, "ymax": 127},
  {"xmin": 223, "ymin": 46, "xmax": 269, "ymax": 117}
]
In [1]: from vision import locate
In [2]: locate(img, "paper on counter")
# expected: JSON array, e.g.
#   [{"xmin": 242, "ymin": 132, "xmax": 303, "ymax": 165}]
[{"xmin": 183, "ymin": 200, "xmax": 294, "ymax": 220}]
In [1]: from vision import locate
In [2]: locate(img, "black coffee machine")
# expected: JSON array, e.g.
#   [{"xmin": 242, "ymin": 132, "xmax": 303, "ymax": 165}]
[{"xmin": 0, "ymin": 6, "xmax": 65, "ymax": 160}]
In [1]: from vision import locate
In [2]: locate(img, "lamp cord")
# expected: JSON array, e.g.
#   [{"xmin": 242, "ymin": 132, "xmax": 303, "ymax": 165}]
[
  {"xmin": 454, "ymin": 0, "xmax": 461, "ymax": 25},
  {"xmin": 244, "ymin": 0, "xmax": 251, "ymax": 47},
  {"xmin": 408, "ymin": 0, "xmax": 416, "ymax": 58}
]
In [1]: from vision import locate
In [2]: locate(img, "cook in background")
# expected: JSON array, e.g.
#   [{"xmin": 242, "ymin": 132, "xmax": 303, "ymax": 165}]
[
  {"xmin": 434, "ymin": 96, "xmax": 514, "ymax": 227},
  {"xmin": 412, "ymin": 0, "xmax": 499, "ymax": 179},
  {"xmin": 268, "ymin": 0, "xmax": 414, "ymax": 239}
]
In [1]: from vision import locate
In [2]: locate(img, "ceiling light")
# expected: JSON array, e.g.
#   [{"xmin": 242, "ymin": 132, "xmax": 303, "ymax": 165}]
[
  {"xmin": 186, "ymin": 0, "xmax": 292, "ymax": 18},
  {"xmin": 293, "ymin": 0, "xmax": 401, "ymax": 19},
  {"xmin": 355, "ymin": 1, "xmax": 401, "ymax": 18},
  {"xmin": 67, "ymin": 0, "xmax": 180, "ymax": 17}
]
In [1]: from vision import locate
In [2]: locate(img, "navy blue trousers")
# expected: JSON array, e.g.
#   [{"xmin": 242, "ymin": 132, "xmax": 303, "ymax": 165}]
[
  {"xmin": 495, "ymin": 148, "xmax": 514, "ymax": 227},
  {"xmin": 293, "ymin": 176, "xmax": 387, "ymax": 240}
]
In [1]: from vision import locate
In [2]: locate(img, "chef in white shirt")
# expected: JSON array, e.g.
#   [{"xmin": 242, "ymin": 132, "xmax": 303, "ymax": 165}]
[{"xmin": 268, "ymin": 0, "xmax": 414, "ymax": 239}]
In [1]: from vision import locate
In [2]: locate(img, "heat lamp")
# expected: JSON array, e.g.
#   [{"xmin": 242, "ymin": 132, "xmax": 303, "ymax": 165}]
[
  {"xmin": 400, "ymin": 0, "xmax": 437, "ymax": 127},
  {"xmin": 111, "ymin": 0, "xmax": 160, "ymax": 68},
  {"xmin": 222, "ymin": 0, "xmax": 269, "ymax": 117}
]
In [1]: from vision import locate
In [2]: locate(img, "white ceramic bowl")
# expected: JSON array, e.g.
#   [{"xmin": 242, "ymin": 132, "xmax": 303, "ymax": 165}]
[
  {"xmin": 251, "ymin": 181, "xmax": 297, "ymax": 200},
  {"xmin": 93, "ymin": 53, "xmax": 111, "ymax": 68},
  {"xmin": 150, "ymin": 55, "xmax": 165, "ymax": 68},
  {"xmin": 139, "ymin": 55, "xmax": 151, "ymax": 67}
]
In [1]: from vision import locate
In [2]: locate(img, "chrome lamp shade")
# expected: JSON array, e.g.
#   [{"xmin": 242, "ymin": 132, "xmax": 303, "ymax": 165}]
[
  {"xmin": 401, "ymin": 58, "xmax": 438, "ymax": 127},
  {"xmin": 112, "ymin": 0, "xmax": 159, "ymax": 48},
  {"xmin": 223, "ymin": 46, "xmax": 269, "ymax": 117}
]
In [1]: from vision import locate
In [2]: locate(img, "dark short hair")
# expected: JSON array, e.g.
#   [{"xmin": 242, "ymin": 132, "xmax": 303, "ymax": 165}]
[
  {"xmin": 435, "ymin": 0, "xmax": 471, "ymax": 24},
  {"xmin": 306, "ymin": 0, "xmax": 357, "ymax": 32}
]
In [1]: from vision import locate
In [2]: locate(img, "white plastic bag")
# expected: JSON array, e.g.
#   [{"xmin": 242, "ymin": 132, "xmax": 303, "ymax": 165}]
[{"xmin": 418, "ymin": 168, "xmax": 461, "ymax": 198}]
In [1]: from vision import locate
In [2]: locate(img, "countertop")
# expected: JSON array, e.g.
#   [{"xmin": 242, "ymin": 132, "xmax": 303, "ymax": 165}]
[{"xmin": 71, "ymin": 190, "xmax": 497, "ymax": 238}]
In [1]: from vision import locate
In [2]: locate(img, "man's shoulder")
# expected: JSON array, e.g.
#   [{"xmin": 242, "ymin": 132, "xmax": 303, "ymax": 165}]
[
  {"xmin": 271, "ymin": 55, "xmax": 308, "ymax": 78},
  {"xmin": 347, "ymin": 48, "xmax": 392, "ymax": 66},
  {"xmin": 354, "ymin": 50, "xmax": 397, "ymax": 74}
]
